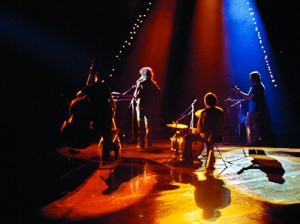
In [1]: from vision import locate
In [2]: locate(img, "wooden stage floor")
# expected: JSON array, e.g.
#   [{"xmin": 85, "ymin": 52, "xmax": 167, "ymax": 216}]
[{"xmin": 31, "ymin": 139, "xmax": 300, "ymax": 223}]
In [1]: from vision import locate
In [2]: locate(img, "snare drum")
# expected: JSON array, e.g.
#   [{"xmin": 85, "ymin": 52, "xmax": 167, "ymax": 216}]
[{"xmin": 189, "ymin": 128, "xmax": 198, "ymax": 134}]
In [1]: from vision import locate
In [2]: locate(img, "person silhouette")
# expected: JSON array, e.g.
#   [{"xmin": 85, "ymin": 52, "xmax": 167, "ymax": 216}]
[
  {"xmin": 191, "ymin": 172, "xmax": 231, "ymax": 220},
  {"xmin": 77, "ymin": 71, "xmax": 119, "ymax": 162},
  {"xmin": 232, "ymin": 71, "xmax": 270, "ymax": 147},
  {"xmin": 183, "ymin": 92, "xmax": 224, "ymax": 170},
  {"xmin": 133, "ymin": 67, "xmax": 161, "ymax": 149}
]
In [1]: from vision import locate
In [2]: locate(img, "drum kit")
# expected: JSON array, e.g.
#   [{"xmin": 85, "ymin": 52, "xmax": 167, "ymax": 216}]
[
  {"xmin": 166, "ymin": 123, "xmax": 188, "ymax": 129},
  {"xmin": 165, "ymin": 122, "xmax": 187, "ymax": 163},
  {"xmin": 165, "ymin": 120, "xmax": 205, "ymax": 164},
  {"xmin": 164, "ymin": 100, "xmax": 204, "ymax": 165},
  {"xmin": 194, "ymin": 109, "xmax": 202, "ymax": 118},
  {"xmin": 164, "ymin": 97, "xmax": 247, "ymax": 167}
]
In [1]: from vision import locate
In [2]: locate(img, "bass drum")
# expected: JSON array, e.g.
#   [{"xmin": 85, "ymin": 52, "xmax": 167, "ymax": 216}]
[{"xmin": 181, "ymin": 134, "xmax": 205, "ymax": 162}]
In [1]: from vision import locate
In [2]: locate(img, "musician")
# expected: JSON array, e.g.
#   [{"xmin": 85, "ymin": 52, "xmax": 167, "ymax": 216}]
[
  {"xmin": 133, "ymin": 67, "xmax": 161, "ymax": 149},
  {"xmin": 232, "ymin": 71, "xmax": 268, "ymax": 147},
  {"xmin": 183, "ymin": 92, "xmax": 224, "ymax": 170},
  {"xmin": 77, "ymin": 71, "xmax": 119, "ymax": 162}
]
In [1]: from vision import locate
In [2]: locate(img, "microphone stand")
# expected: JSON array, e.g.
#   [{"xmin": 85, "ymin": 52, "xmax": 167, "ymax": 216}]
[
  {"xmin": 122, "ymin": 85, "xmax": 137, "ymax": 144},
  {"xmin": 225, "ymin": 98, "xmax": 245, "ymax": 144},
  {"xmin": 190, "ymin": 100, "xmax": 196, "ymax": 129},
  {"xmin": 122, "ymin": 85, "xmax": 136, "ymax": 97},
  {"xmin": 225, "ymin": 98, "xmax": 247, "ymax": 157},
  {"xmin": 176, "ymin": 106, "xmax": 192, "ymax": 124},
  {"xmin": 228, "ymin": 99, "xmax": 244, "ymax": 137},
  {"xmin": 175, "ymin": 99, "xmax": 197, "ymax": 128}
]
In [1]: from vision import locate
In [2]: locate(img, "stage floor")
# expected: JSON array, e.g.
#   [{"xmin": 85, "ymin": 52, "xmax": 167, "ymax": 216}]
[{"xmin": 32, "ymin": 139, "xmax": 300, "ymax": 223}]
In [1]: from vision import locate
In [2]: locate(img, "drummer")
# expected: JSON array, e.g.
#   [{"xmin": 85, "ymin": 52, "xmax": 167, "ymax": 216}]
[{"xmin": 182, "ymin": 92, "xmax": 224, "ymax": 169}]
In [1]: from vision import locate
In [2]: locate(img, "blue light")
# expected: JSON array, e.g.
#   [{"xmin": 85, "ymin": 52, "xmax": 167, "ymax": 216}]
[{"xmin": 224, "ymin": 0, "xmax": 286, "ymax": 146}]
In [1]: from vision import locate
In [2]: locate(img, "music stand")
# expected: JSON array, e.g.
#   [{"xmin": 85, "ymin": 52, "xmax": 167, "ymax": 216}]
[
  {"xmin": 227, "ymin": 98, "xmax": 245, "ymax": 140},
  {"xmin": 224, "ymin": 98, "xmax": 248, "ymax": 160},
  {"xmin": 121, "ymin": 85, "xmax": 137, "ymax": 144}
]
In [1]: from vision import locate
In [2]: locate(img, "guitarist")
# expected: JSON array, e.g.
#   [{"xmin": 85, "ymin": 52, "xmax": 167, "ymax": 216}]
[{"xmin": 232, "ymin": 71, "xmax": 268, "ymax": 148}]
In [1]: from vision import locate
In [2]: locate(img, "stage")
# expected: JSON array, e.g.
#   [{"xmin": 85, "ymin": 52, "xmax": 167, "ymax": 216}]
[{"xmin": 31, "ymin": 139, "xmax": 300, "ymax": 223}]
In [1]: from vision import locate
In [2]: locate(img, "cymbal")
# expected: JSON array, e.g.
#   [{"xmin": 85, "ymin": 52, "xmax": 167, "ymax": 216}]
[
  {"xmin": 166, "ymin": 123, "xmax": 188, "ymax": 129},
  {"xmin": 195, "ymin": 109, "xmax": 203, "ymax": 118},
  {"xmin": 111, "ymin": 92, "xmax": 121, "ymax": 96}
]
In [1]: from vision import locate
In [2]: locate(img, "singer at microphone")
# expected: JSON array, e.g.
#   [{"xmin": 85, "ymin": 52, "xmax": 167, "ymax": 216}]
[
  {"xmin": 136, "ymin": 75, "xmax": 146, "ymax": 83},
  {"xmin": 130, "ymin": 75, "xmax": 145, "ymax": 89},
  {"xmin": 132, "ymin": 76, "xmax": 145, "ymax": 89},
  {"xmin": 133, "ymin": 66, "xmax": 161, "ymax": 149}
]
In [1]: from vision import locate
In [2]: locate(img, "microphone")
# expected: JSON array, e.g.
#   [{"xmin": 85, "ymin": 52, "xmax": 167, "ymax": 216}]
[
  {"xmin": 136, "ymin": 76, "xmax": 145, "ymax": 83},
  {"xmin": 131, "ymin": 77, "xmax": 144, "ymax": 88}
]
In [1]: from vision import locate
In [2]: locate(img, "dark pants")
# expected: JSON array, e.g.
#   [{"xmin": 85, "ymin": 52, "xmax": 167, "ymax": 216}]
[
  {"xmin": 245, "ymin": 111, "xmax": 265, "ymax": 145},
  {"xmin": 136, "ymin": 108, "xmax": 153, "ymax": 147},
  {"xmin": 93, "ymin": 114, "xmax": 114, "ymax": 157}
]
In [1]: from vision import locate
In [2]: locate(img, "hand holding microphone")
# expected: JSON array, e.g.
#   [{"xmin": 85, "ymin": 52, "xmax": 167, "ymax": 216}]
[
  {"xmin": 136, "ymin": 75, "xmax": 145, "ymax": 83},
  {"xmin": 131, "ymin": 76, "xmax": 145, "ymax": 88}
]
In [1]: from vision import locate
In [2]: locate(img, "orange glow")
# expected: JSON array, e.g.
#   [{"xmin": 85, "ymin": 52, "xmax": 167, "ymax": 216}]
[
  {"xmin": 186, "ymin": 0, "xmax": 230, "ymax": 100},
  {"xmin": 119, "ymin": 0, "xmax": 176, "ymax": 96},
  {"xmin": 38, "ymin": 144, "xmax": 300, "ymax": 223},
  {"xmin": 40, "ymin": 169, "xmax": 158, "ymax": 222}
]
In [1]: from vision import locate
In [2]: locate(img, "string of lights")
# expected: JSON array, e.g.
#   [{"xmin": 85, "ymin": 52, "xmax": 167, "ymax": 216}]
[
  {"xmin": 247, "ymin": 0, "xmax": 277, "ymax": 88},
  {"xmin": 105, "ymin": 1, "xmax": 154, "ymax": 82}
]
